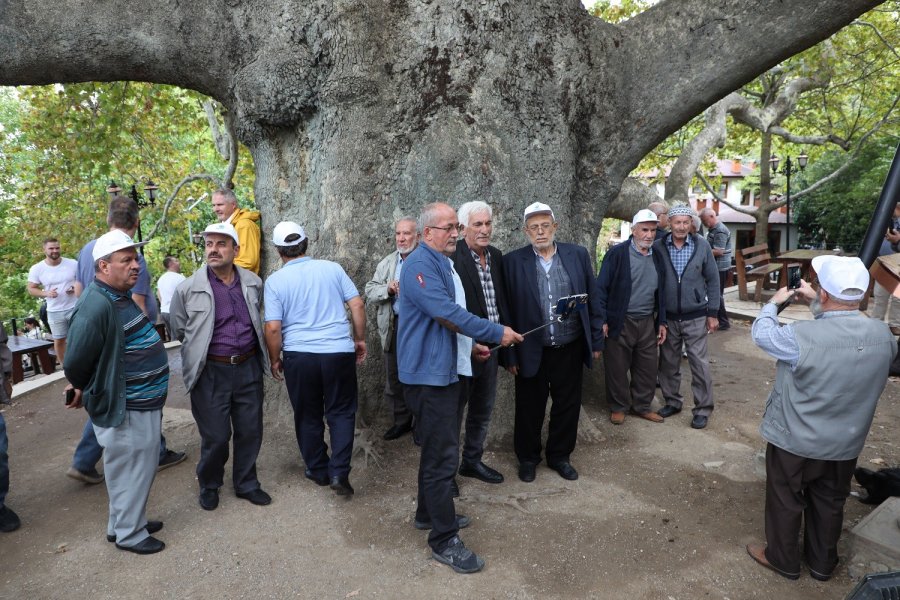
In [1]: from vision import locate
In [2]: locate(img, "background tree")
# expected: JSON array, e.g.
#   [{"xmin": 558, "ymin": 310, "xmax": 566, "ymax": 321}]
[
  {"xmin": 0, "ymin": 83, "xmax": 255, "ymax": 323},
  {"xmin": 621, "ymin": 2, "xmax": 900, "ymax": 247},
  {"xmin": 0, "ymin": 0, "xmax": 886, "ymax": 429}
]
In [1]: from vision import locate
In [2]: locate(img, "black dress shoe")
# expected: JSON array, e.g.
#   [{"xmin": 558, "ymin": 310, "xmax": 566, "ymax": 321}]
[
  {"xmin": 116, "ymin": 535, "xmax": 165, "ymax": 555},
  {"xmin": 107, "ymin": 520, "xmax": 163, "ymax": 543},
  {"xmin": 383, "ymin": 420, "xmax": 413, "ymax": 440},
  {"xmin": 691, "ymin": 415, "xmax": 709, "ymax": 429},
  {"xmin": 330, "ymin": 476, "xmax": 354, "ymax": 496},
  {"xmin": 518, "ymin": 463, "xmax": 536, "ymax": 483},
  {"xmin": 657, "ymin": 405, "xmax": 682, "ymax": 418},
  {"xmin": 199, "ymin": 488, "xmax": 219, "ymax": 511},
  {"xmin": 304, "ymin": 469, "xmax": 329, "ymax": 486},
  {"xmin": 458, "ymin": 461, "xmax": 504, "ymax": 484},
  {"xmin": 549, "ymin": 461, "xmax": 579, "ymax": 481},
  {"xmin": 450, "ymin": 478, "xmax": 460, "ymax": 498},
  {"xmin": 236, "ymin": 488, "xmax": 272, "ymax": 506}
]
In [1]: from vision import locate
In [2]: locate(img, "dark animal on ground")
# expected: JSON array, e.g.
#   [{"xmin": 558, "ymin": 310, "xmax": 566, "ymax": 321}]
[{"xmin": 854, "ymin": 467, "xmax": 900, "ymax": 505}]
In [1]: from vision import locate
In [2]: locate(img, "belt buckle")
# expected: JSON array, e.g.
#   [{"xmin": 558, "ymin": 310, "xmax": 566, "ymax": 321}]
[{"xmin": 229, "ymin": 354, "xmax": 240, "ymax": 365}]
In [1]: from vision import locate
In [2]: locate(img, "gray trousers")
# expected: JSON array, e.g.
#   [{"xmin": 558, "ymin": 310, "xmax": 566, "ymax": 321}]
[
  {"xmin": 94, "ymin": 409, "xmax": 161, "ymax": 548},
  {"xmin": 460, "ymin": 352, "xmax": 498, "ymax": 464},
  {"xmin": 658, "ymin": 317, "xmax": 714, "ymax": 416},
  {"xmin": 604, "ymin": 316, "xmax": 658, "ymax": 414},
  {"xmin": 190, "ymin": 359, "xmax": 264, "ymax": 494}
]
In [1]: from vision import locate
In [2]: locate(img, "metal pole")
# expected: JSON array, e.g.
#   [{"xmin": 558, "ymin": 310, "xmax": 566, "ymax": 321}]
[
  {"xmin": 785, "ymin": 158, "xmax": 791, "ymax": 252},
  {"xmin": 859, "ymin": 142, "xmax": 900, "ymax": 268}
]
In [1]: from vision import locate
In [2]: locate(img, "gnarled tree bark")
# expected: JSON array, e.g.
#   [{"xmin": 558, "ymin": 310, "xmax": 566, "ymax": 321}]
[{"xmin": 0, "ymin": 0, "xmax": 884, "ymax": 436}]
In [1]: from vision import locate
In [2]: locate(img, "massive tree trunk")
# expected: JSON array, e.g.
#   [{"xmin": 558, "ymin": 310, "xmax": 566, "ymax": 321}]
[{"xmin": 0, "ymin": 0, "xmax": 884, "ymax": 435}]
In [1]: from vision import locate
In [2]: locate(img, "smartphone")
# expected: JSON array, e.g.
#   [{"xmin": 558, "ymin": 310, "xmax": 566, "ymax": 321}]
[
  {"xmin": 65, "ymin": 388, "xmax": 75, "ymax": 406},
  {"xmin": 788, "ymin": 265, "xmax": 802, "ymax": 289}
]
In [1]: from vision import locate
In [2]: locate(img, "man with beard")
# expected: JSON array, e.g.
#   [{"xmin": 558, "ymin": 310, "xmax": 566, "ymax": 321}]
[
  {"xmin": 652, "ymin": 206, "xmax": 719, "ymax": 429},
  {"xmin": 365, "ymin": 216, "xmax": 418, "ymax": 441},
  {"xmin": 747, "ymin": 256, "xmax": 895, "ymax": 582},
  {"xmin": 27, "ymin": 238, "xmax": 80, "ymax": 365},
  {"xmin": 597, "ymin": 209, "xmax": 667, "ymax": 425},
  {"xmin": 64, "ymin": 230, "xmax": 169, "ymax": 554},
  {"xmin": 504, "ymin": 202, "xmax": 603, "ymax": 483}
]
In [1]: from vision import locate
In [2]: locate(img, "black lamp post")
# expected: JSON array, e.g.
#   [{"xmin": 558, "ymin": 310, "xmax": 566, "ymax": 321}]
[
  {"xmin": 106, "ymin": 179, "xmax": 158, "ymax": 253},
  {"xmin": 769, "ymin": 154, "xmax": 808, "ymax": 252}
]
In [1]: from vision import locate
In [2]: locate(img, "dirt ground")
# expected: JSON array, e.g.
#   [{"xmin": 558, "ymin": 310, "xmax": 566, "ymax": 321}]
[{"xmin": 0, "ymin": 321, "xmax": 897, "ymax": 600}]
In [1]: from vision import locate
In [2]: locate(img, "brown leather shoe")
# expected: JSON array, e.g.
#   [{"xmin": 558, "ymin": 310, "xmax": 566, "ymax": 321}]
[
  {"xmin": 745, "ymin": 542, "xmax": 800, "ymax": 580},
  {"xmin": 609, "ymin": 412, "xmax": 625, "ymax": 425},
  {"xmin": 636, "ymin": 411, "xmax": 664, "ymax": 423}
]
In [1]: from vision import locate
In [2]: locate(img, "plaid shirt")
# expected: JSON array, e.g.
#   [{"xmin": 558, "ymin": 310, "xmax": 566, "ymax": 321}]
[
  {"xmin": 665, "ymin": 234, "xmax": 694, "ymax": 279},
  {"xmin": 470, "ymin": 248, "xmax": 500, "ymax": 323}
]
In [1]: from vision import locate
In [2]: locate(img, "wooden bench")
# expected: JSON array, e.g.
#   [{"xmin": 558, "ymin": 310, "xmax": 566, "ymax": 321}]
[
  {"xmin": 735, "ymin": 243, "xmax": 784, "ymax": 302},
  {"xmin": 7, "ymin": 336, "xmax": 55, "ymax": 384}
]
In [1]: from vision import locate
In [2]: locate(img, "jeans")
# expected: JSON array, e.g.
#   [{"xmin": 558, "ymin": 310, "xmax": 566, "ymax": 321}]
[{"xmin": 72, "ymin": 415, "xmax": 168, "ymax": 472}]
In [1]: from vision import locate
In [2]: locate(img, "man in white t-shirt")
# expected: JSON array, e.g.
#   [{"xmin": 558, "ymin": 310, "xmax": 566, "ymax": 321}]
[
  {"xmin": 156, "ymin": 256, "xmax": 186, "ymax": 342},
  {"xmin": 27, "ymin": 238, "xmax": 81, "ymax": 364}
]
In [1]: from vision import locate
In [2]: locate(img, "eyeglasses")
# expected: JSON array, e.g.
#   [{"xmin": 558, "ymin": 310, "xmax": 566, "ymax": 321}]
[
  {"xmin": 427, "ymin": 223, "xmax": 464, "ymax": 233},
  {"xmin": 525, "ymin": 223, "xmax": 554, "ymax": 233}
]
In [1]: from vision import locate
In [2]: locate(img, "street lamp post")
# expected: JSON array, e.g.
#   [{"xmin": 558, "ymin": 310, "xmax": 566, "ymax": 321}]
[
  {"xmin": 769, "ymin": 154, "xmax": 808, "ymax": 252},
  {"xmin": 106, "ymin": 179, "xmax": 158, "ymax": 253}
]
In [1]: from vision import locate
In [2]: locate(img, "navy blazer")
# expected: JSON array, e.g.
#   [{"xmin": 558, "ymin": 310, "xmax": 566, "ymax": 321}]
[
  {"xmin": 503, "ymin": 242, "xmax": 604, "ymax": 379},
  {"xmin": 453, "ymin": 239, "xmax": 511, "ymax": 372}
]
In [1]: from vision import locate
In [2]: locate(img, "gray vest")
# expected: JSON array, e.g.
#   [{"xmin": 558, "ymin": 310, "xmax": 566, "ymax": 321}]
[{"xmin": 760, "ymin": 313, "xmax": 896, "ymax": 460}]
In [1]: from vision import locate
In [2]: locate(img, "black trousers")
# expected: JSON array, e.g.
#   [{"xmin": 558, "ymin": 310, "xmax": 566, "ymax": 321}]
[
  {"xmin": 513, "ymin": 339, "xmax": 584, "ymax": 466},
  {"xmin": 190, "ymin": 358, "xmax": 264, "ymax": 494},
  {"xmin": 717, "ymin": 270, "xmax": 730, "ymax": 328},
  {"xmin": 764, "ymin": 444, "xmax": 856, "ymax": 577},
  {"xmin": 283, "ymin": 352, "xmax": 358, "ymax": 479},
  {"xmin": 404, "ymin": 382, "xmax": 466, "ymax": 552}
]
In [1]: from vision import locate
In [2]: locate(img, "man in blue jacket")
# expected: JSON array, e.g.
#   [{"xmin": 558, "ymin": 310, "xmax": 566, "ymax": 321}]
[
  {"xmin": 503, "ymin": 202, "xmax": 604, "ymax": 484},
  {"xmin": 597, "ymin": 209, "xmax": 667, "ymax": 425},
  {"xmin": 652, "ymin": 205, "xmax": 719, "ymax": 429},
  {"xmin": 398, "ymin": 202, "xmax": 521, "ymax": 575}
]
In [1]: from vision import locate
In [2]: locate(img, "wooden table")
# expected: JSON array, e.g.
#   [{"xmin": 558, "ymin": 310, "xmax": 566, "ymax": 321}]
[
  {"xmin": 7, "ymin": 336, "xmax": 55, "ymax": 384},
  {"xmin": 774, "ymin": 249, "xmax": 835, "ymax": 288}
]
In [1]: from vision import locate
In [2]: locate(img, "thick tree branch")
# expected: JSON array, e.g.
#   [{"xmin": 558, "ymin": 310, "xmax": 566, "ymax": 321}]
[
  {"xmin": 697, "ymin": 172, "xmax": 761, "ymax": 217},
  {"xmin": 0, "ymin": 1, "xmax": 234, "ymax": 102},
  {"xmin": 619, "ymin": 0, "xmax": 883, "ymax": 165},
  {"xmin": 768, "ymin": 127, "xmax": 851, "ymax": 150},
  {"xmin": 608, "ymin": 178, "xmax": 663, "ymax": 221}
]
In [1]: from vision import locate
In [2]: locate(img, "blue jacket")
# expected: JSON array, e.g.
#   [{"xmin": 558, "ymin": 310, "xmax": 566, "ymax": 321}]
[
  {"xmin": 596, "ymin": 238, "xmax": 667, "ymax": 340},
  {"xmin": 503, "ymin": 242, "xmax": 604, "ymax": 378},
  {"xmin": 397, "ymin": 243, "xmax": 504, "ymax": 386}
]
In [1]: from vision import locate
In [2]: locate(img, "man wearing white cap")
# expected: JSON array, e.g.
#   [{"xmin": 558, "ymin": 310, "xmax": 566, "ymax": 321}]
[
  {"xmin": 264, "ymin": 221, "xmax": 367, "ymax": 497},
  {"xmin": 653, "ymin": 205, "xmax": 719, "ymax": 429},
  {"xmin": 169, "ymin": 222, "xmax": 271, "ymax": 511},
  {"xmin": 596, "ymin": 209, "xmax": 668, "ymax": 425},
  {"xmin": 64, "ymin": 229, "xmax": 169, "ymax": 554},
  {"xmin": 504, "ymin": 202, "xmax": 604, "ymax": 483},
  {"xmin": 747, "ymin": 256, "xmax": 896, "ymax": 582}
]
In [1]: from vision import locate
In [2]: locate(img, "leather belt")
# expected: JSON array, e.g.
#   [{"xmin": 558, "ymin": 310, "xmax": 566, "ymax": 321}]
[{"xmin": 207, "ymin": 348, "xmax": 256, "ymax": 365}]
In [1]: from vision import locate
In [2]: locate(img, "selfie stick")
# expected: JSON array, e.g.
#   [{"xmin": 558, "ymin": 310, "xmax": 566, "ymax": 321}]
[{"xmin": 489, "ymin": 294, "xmax": 588, "ymax": 352}]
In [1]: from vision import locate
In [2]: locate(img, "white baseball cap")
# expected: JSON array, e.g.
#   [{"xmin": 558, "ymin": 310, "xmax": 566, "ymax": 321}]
[
  {"xmin": 811, "ymin": 255, "xmax": 869, "ymax": 301},
  {"xmin": 523, "ymin": 202, "xmax": 555, "ymax": 221},
  {"xmin": 272, "ymin": 221, "xmax": 308, "ymax": 246},
  {"xmin": 632, "ymin": 209, "xmax": 659, "ymax": 227},
  {"xmin": 202, "ymin": 222, "xmax": 240, "ymax": 245},
  {"xmin": 92, "ymin": 229, "xmax": 148, "ymax": 261}
]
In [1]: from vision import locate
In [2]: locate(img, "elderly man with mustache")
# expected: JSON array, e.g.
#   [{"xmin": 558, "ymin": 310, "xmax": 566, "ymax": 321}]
[{"xmin": 169, "ymin": 222, "xmax": 271, "ymax": 512}]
